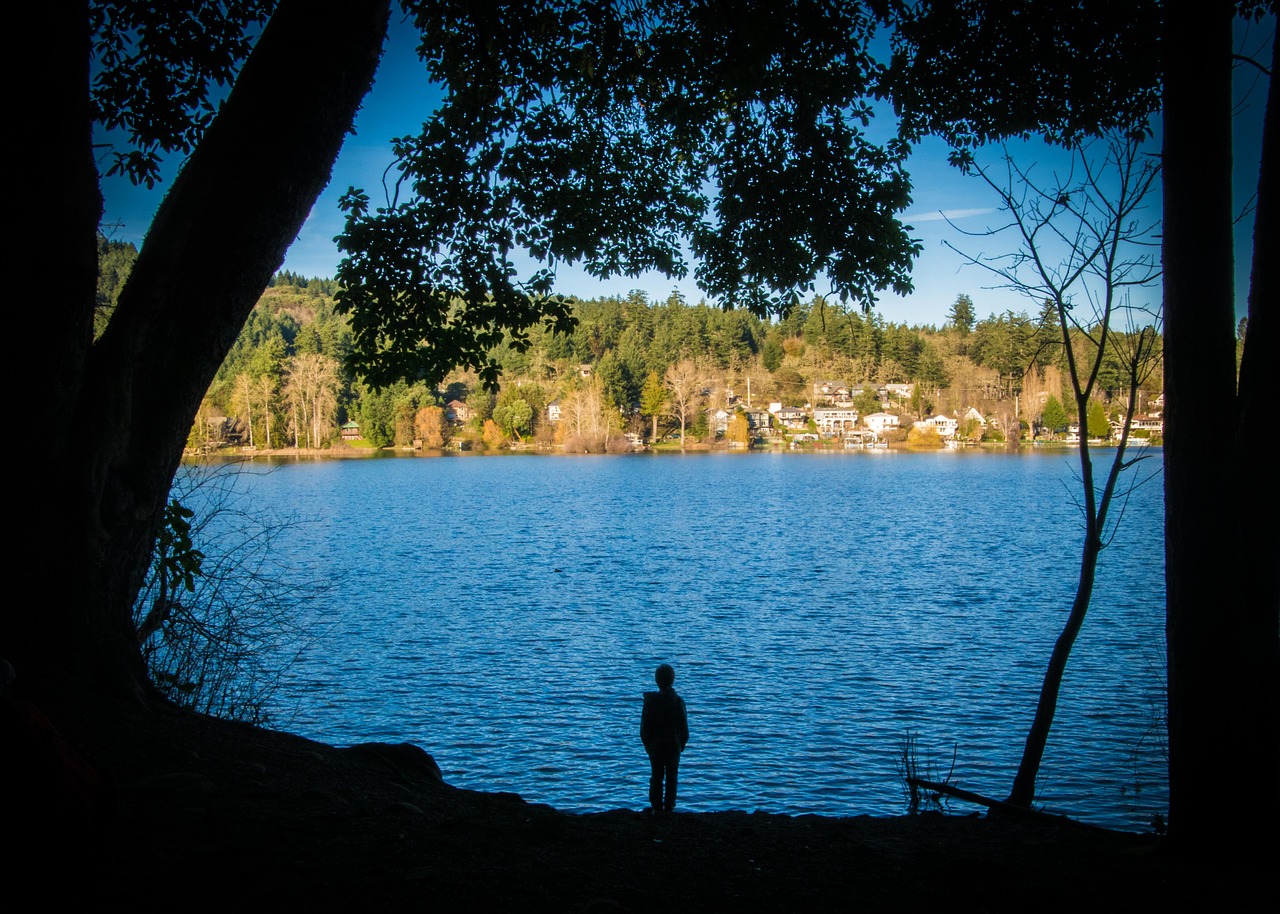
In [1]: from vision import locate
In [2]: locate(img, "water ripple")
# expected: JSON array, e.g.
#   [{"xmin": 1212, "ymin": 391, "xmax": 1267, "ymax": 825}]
[{"xmin": 195, "ymin": 450, "xmax": 1167, "ymax": 830}]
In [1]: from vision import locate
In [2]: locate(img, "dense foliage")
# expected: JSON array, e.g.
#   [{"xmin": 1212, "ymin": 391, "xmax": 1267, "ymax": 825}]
[{"xmin": 335, "ymin": 0, "xmax": 920, "ymax": 391}]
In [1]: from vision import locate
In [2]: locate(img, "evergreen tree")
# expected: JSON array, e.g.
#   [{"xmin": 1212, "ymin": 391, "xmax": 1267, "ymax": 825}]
[
  {"xmin": 1086, "ymin": 399, "xmax": 1111, "ymax": 439},
  {"xmin": 1041, "ymin": 395, "xmax": 1068, "ymax": 435},
  {"xmin": 761, "ymin": 330, "xmax": 785, "ymax": 372},
  {"xmin": 640, "ymin": 371, "xmax": 668, "ymax": 441},
  {"xmin": 948, "ymin": 293, "xmax": 976, "ymax": 335}
]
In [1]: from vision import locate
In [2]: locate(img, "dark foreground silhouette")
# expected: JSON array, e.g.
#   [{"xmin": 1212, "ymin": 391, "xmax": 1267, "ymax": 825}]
[
  {"xmin": 641, "ymin": 663, "xmax": 689, "ymax": 814},
  {"xmin": 12, "ymin": 693, "xmax": 1266, "ymax": 912}
]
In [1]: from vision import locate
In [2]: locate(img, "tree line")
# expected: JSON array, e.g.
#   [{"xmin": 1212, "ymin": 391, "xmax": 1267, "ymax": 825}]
[{"xmin": 122, "ymin": 249, "xmax": 1162, "ymax": 452}]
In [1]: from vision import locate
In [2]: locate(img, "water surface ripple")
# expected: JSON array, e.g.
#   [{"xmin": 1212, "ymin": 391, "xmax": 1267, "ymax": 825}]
[{"xmin": 198, "ymin": 449, "xmax": 1167, "ymax": 830}]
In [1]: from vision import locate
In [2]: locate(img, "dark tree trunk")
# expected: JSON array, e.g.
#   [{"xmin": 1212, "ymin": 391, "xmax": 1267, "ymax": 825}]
[
  {"xmin": 1006, "ymin": 532, "xmax": 1101, "ymax": 808},
  {"xmin": 1232, "ymin": 9, "xmax": 1280, "ymax": 835},
  {"xmin": 13, "ymin": 0, "xmax": 105, "ymax": 697},
  {"xmin": 7, "ymin": 0, "xmax": 390, "ymax": 702},
  {"xmin": 1163, "ymin": 1, "xmax": 1279, "ymax": 844}
]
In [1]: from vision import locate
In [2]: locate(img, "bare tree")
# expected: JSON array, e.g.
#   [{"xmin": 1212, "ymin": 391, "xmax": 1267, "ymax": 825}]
[
  {"xmin": 949, "ymin": 131, "xmax": 1165, "ymax": 810},
  {"xmin": 133, "ymin": 461, "xmax": 337, "ymax": 723},
  {"xmin": 664, "ymin": 359, "xmax": 703, "ymax": 447},
  {"xmin": 254, "ymin": 374, "xmax": 276, "ymax": 449},
  {"xmin": 284, "ymin": 353, "xmax": 340, "ymax": 449},
  {"xmin": 557, "ymin": 376, "xmax": 618, "ymax": 452},
  {"xmin": 230, "ymin": 372, "xmax": 257, "ymax": 448}
]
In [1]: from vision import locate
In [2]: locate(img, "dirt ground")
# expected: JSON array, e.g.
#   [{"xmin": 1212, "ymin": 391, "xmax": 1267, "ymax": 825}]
[{"xmin": 8, "ymin": 694, "xmax": 1270, "ymax": 912}]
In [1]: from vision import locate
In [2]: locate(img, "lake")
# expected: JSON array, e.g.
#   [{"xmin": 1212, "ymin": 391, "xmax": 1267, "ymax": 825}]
[{"xmin": 187, "ymin": 448, "xmax": 1168, "ymax": 831}]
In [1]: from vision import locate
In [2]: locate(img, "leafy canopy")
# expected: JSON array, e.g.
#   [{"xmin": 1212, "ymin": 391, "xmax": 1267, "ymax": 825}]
[
  {"xmin": 335, "ymin": 0, "xmax": 921, "ymax": 390},
  {"xmin": 91, "ymin": 0, "xmax": 277, "ymax": 188},
  {"xmin": 884, "ymin": 0, "xmax": 1163, "ymax": 153}
]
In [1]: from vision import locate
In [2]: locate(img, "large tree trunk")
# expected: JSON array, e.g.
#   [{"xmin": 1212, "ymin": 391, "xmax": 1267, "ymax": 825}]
[
  {"xmin": 9, "ymin": 0, "xmax": 390, "ymax": 702},
  {"xmin": 1163, "ymin": 2, "xmax": 1279, "ymax": 845},
  {"xmin": 1232, "ymin": 9, "xmax": 1280, "ymax": 836},
  {"xmin": 13, "ymin": 0, "xmax": 104, "ymax": 698}
]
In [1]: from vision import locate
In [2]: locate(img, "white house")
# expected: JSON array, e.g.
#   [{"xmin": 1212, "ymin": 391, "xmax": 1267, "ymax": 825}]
[
  {"xmin": 960, "ymin": 406, "xmax": 985, "ymax": 426},
  {"xmin": 813, "ymin": 407, "xmax": 859, "ymax": 435},
  {"xmin": 862, "ymin": 412, "xmax": 900, "ymax": 434},
  {"xmin": 920, "ymin": 414, "xmax": 958, "ymax": 438},
  {"xmin": 1116, "ymin": 415, "xmax": 1163, "ymax": 436}
]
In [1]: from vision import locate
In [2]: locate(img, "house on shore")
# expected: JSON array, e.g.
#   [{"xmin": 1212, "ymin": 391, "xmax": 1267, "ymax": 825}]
[
  {"xmin": 863, "ymin": 412, "xmax": 900, "ymax": 436},
  {"xmin": 770, "ymin": 405, "xmax": 809, "ymax": 430},
  {"xmin": 813, "ymin": 408, "xmax": 860, "ymax": 436},
  {"xmin": 917, "ymin": 414, "xmax": 958, "ymax": 439},
  {"xmin": 744, "ymin": 409, "xmax": 773, "ymax": 434},
  {"xmin": 445, "ymin": 399, "xmax": 473, "ymax": 425}
]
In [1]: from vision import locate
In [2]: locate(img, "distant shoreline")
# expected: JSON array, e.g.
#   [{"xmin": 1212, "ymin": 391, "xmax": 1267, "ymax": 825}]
[{"xmin": 184, "ymin": 438, "xmax": 1149, "ymax": 462}]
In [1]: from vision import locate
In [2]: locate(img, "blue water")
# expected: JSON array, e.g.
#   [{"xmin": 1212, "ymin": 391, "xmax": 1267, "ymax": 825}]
[{"xmin": 189, "ymin": 448, "xmax": 1168, "ymax": 830}]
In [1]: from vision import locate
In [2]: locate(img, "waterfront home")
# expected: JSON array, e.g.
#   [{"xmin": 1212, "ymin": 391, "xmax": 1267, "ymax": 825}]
[
  {"xmin": 1116, "ymin": 415, "xmax": 1163, "ymax": 436},
  {"xmin": 771, "ymin": 406, "xmax": 809, "ymax": 430},
  {"xmin": 340, "ymin": 420, "xmax": 361, "ymax": 441},
  {"xmin": 863, "ymin": 412, "xmax": 900, "ymax": 434},
  {"xmin": 814, "ymin": 407, "xmax": 860, "ymax": 435},
  {"xmin": 547, "ymin": 400, "xmax": 562, "ymax": 423},
  {"xmin": 445, "ymin": 399, "xmax": 473, "ymax": 424},
  {"xmin": 919, "ymin": 414, "xmax": 959, "ymax": 438}
]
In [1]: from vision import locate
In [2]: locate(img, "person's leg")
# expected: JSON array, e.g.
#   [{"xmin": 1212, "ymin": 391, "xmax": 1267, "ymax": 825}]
[
  {"xmin": 663, "ymin": 756, "xmax": 679, "ymax": 812},
  {"xmin": 649, "ymin": 755, "xmax": 664, "ymax": 811}
]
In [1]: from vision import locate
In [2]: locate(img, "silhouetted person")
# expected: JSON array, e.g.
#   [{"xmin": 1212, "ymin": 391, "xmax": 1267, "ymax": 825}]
[{"xmin": 640, "ymin": 663, "xmax": 688, "ymax": 813}]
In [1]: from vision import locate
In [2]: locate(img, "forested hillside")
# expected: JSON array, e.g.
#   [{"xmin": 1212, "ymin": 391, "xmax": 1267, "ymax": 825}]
[{"xmin": 99, "ymin": 239, "xmax": 1165, "ymax": 452}]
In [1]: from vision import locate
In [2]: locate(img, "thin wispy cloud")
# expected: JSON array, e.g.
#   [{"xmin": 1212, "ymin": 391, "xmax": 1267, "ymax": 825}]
[{"xmin": 904, "ymin": 207, "xmax": 995, "ymax": 223}]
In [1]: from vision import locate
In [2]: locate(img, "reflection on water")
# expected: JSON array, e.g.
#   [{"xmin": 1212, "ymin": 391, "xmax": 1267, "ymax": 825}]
[{"xmin": 194, "ymin": 449, "xmax": 1167, "ymax": 831}]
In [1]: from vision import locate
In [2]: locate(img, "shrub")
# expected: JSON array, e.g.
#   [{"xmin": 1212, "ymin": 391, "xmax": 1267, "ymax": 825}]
[{"xmin": 906, "ymin": 426, "xmax": 945, "ymax": 448}]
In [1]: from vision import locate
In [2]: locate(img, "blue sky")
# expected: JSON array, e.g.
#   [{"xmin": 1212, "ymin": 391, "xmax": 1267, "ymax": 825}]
[{"xmin": 99, "ymin": 14, "xmax": 1271, "ymax": 329}]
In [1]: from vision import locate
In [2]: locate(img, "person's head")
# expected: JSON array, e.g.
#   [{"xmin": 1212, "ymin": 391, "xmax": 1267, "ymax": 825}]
[{"xmin": 655, "ymin": 663, "xmax": 675, "ymax": 688}]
